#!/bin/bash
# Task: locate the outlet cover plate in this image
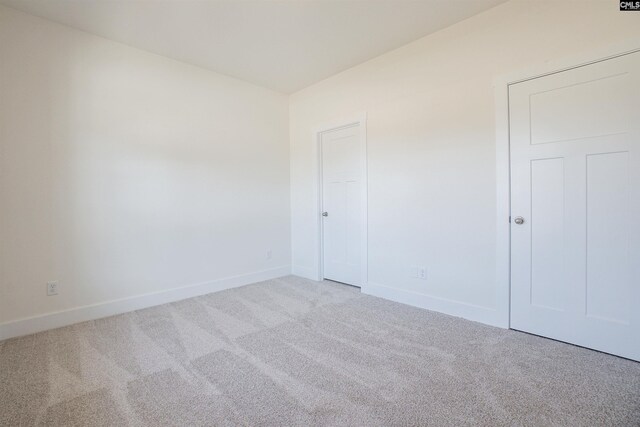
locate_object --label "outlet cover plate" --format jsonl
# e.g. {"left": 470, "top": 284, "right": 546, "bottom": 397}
{"left": 47, "top": 281, "right": 59, "bottom": 296}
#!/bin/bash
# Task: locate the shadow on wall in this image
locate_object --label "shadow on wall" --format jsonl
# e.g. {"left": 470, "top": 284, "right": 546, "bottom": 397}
{"left": 0, "top": 7, "right": 290, "bottom": 325}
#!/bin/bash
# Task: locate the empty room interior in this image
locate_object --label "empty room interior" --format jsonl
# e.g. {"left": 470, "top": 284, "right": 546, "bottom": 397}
{"left": 1, "top": 0, "right": 639, "bottom": 425}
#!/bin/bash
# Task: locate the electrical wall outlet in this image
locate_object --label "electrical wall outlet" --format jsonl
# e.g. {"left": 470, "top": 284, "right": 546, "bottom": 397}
{"left": 410, "top": 266, "right": 419, "bottom": 278}
{"left": 410, "top": 266, "right": 428, "bottom": 280}
{"left": 47, "top": 281, "right": 59, "bottom": 296}
{"left": 266, "top": 250, "right": 273, "bottom": 260}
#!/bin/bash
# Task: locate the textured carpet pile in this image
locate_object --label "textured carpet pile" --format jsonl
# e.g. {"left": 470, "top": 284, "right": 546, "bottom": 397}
{"left": 1, "top": 276, "right": 639, "bottom": 426}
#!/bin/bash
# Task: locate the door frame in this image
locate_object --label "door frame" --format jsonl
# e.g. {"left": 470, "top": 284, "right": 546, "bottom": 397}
{"left": 494, "top": 40, "right": 640, "bottom": 329}
{"left": 314, "top": 113, "right": 368, "bottom": 287}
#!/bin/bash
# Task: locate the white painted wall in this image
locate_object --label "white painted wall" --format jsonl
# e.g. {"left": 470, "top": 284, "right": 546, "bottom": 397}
{"left": 289, "top": 0, "right": 640, "bottom": 326}
{"left": 3, "top": 0, "right": 639, "bottom": 336}
{"left": 0, "top": 6, "right": 290, "bottom": 328}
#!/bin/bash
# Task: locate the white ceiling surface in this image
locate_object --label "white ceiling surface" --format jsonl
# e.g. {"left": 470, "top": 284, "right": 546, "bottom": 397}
{"left": 1, "top": 0, "right": 507, "bottom": 93}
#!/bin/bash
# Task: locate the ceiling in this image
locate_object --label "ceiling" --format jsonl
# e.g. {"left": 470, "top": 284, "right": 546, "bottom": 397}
{"left": 1, "top": 0, "right": 507, "bottom": 93}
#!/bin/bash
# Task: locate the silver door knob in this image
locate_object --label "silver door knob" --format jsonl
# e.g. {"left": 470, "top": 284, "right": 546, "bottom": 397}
{"left": 322, "top": 212, "right": 328, "bottom": 217}
{"left": 514, "top": 216, "right": 524, "bottom": 225}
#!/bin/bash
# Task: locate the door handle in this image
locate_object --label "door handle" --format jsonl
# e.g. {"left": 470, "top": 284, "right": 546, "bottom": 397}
{"left": 514, "top": 216, "right": 525, "bottom": 225}
{"left": 322, "top": 212, "right": 328, "bottom": 217}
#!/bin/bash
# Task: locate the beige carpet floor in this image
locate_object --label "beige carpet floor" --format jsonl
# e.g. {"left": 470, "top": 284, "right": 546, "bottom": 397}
{"left": 1, "top": 276, "right": 639, "bottom": 426}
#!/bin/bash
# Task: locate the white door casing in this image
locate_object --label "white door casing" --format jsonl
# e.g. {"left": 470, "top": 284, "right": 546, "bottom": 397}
{"left": 320, "top": 124, "right": 363, "bottom": 286}
{"left": 509, "top": 51, "right": 640, "bottom": 361}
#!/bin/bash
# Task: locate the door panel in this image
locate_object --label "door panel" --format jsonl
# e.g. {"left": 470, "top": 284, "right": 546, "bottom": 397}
{"left": 585, "top": 151, "right": 630, "bottom": 324}
{"left": 529, "top": 72, "right": 629, "bottom": 144}
{"left": 321, "top": 125, "right": 361, "bottom": 286}
{"left": 509, "top": 51, "right": 640, "bottom": 361}
{"left": 530, "top": 157, "right": 565, "bottom": 311}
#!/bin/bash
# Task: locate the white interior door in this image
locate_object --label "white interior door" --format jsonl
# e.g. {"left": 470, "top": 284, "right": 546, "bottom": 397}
{"left": 509, "top": 51, "right": 640, "bottom": 361}
{"left": 321, "top": 124, "right": 362, "bottom": 287}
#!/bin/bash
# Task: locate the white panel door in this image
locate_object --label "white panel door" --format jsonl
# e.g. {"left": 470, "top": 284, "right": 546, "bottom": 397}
{"left": 321, "top": 124, "right": 361, "bottom": 287}
{"left": 509, "top": 51, "right": 640, "bottom": 361}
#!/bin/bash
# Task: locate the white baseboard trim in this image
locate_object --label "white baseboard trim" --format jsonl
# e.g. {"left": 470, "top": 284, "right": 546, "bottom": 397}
{"left": 363, "top": 281, "right": 508, "bottom": 328}
{"left": 0, "top": 265, "right": 291, "bottom": 341}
